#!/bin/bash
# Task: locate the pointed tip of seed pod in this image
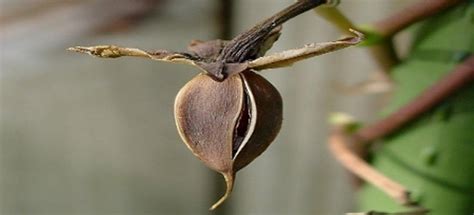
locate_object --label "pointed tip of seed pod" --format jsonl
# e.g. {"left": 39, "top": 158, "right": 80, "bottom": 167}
{"left": 209, "top": 172, "right": 235, "bottom": 211}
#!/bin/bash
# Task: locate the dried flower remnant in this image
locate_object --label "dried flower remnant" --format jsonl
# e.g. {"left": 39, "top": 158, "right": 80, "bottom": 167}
{"left": 68, "top": 0, "right": 363, "bottom": 210}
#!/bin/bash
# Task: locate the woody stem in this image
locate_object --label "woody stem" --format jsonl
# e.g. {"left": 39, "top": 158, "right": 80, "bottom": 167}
{"left": 219, "top": 0, "right": 327, "bottom": 63}
{"left": 330, "top": 56, "right": 474, "bottom": 205}
{"left": 369, "top": 0, "right": 462, "bottom": 71}
{"left": 373, "top": 0, "right": 463, "bottom": 37}
{"left": 356, "top": 56, "right": 474, "bottom": 143}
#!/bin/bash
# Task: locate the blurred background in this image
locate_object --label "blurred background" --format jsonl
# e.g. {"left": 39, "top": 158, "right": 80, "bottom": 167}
{"left": 1, "top": 0, "right": 411, "bottom": 214}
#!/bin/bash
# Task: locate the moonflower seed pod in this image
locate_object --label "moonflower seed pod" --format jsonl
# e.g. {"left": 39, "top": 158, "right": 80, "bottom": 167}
{"left": 67, "top": 1, "right": 363, "bottom": 210}
{"left": 174, "top": 70, "right": 283, "bottom": 210}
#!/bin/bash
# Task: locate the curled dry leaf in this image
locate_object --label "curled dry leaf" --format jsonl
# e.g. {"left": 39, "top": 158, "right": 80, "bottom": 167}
{"left": 248, "top": 29, "right": 364, "bottom": 70}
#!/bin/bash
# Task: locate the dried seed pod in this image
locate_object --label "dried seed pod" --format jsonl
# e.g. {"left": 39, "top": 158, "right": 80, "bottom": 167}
{"left": 174, "top": 70, "right": 282, "bottom": 210}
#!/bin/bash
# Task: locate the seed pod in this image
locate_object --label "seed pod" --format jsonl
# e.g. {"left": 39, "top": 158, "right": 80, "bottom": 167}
{"left": 174, "top": 70, "right": 283, "bottom": 210}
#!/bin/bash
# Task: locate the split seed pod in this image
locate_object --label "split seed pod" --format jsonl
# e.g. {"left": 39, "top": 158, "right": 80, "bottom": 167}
{"left": 174, "top": 70, "right": 283, "bottom": 210}
{"left": 68, "top": 0, "right": 363, "bottom": 209}
{"left": 68, "top": 29, "right": 362, "bottom": 209}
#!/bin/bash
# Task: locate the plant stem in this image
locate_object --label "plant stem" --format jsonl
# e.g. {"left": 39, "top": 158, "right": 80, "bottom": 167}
{"left": 219, "top": 0, "right": 326, "bottom": 63}
{"left": 374, "top": 0, "right": 463, "bottom": 38}
{"left": 313, "top": 6, "right": 355, "bottom": 35}
{"left": 329, "top": 130, "right": 412, "bottom": 205}
{"left": 367, "top": 0, "right": 461, "bottom": 71}
{"left": 330, "top": 56, "right": 474, "bottom": 205}
{"left": 368, "top": 43, "right": 399, "bottom": 72}
{"left": 312, "top": 6, "right": 399, "bottom": 71}
{"left": 356, "top": 56, "right": 474, "bottom": 143}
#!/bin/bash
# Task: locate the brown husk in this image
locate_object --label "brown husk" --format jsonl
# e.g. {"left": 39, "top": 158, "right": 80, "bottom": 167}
{"left": 174, "top": 71, "right": 282, "bottom": 210}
